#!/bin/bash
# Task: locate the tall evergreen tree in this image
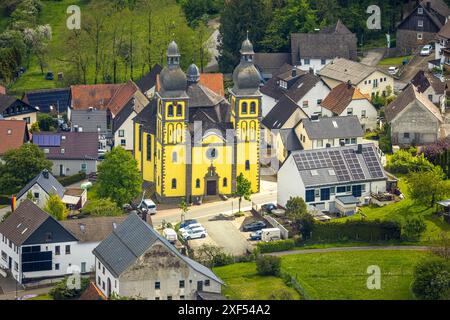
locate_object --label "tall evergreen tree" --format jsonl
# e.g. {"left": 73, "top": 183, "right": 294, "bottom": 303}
{"left": 218, "top": 0, "right": 271, "bottom": 73}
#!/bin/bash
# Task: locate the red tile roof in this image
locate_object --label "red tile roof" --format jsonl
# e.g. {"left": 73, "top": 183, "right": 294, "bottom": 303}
{"left": 321, "top": 82, "right": 371, "bottom": 115}
{"left": 155, "top": 73, "right": 225, "bottom": 97}
{"left": 70, "top": 84, "right": 123, "bottom": 111}
{"left": 106, "top": 80, "right": 139, "bottom": 117}
{"left": 199, "top": 73, "right": 225, "bottom": 96}
{"left": 0, "top": 120, "right": 29, "bottom": 155}
{"left": 79, "top": 282, "right": 107, "bottom": 300}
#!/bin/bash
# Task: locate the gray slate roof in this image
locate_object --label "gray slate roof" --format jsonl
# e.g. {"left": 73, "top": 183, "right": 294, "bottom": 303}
{"left": 262, "top": 95, "right": 304, "bottom": 129}
{"left": 93, "top": 213, "right": 224, "bottom": 284}
{"left": 70, "top": 109, "right": 108, "bottom": 134}
{"left": 254, "top": 53, "right": 291, "bottom": 78}
{"left": 16, "top": 170, "right": 66, "bottom": 199}
{"left": 279, "top": 128, "right": 302, "bottom": 152}
{"left": 291, "top": 20, "right": 357, "bottom": 63}
{"left": 302, "top": 116, "right": 364, "bottom": 140}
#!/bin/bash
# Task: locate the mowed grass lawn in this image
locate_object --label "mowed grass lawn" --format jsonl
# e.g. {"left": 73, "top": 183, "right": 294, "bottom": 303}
{"left": 337, "top": 177, "right": 450, "bottom": 243}
{"left": 378, "top": 56, "right": 412, "bottom": 66}
{"left": 213, "top": 263, "right": 301, "bottom": 300}
{"left": 282, "top": 250, "right": 429, "bottom": 300}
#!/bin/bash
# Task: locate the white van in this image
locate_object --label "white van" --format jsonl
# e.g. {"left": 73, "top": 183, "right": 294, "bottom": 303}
{"left": 163, "top": 228, "right": 178, "bottom": 243}
{"left": 261, "top": 228, "right": 281, "bottom": 242}
{"left": 139, "top": 199, "right": 157, "bottom": 215}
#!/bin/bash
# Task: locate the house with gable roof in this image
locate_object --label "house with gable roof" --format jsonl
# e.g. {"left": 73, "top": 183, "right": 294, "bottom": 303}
{"left": 93, "top": 213, "right": 224, "bottom": 300}
{"left": 386, "top": 84, "right": 444, "bottom": 146}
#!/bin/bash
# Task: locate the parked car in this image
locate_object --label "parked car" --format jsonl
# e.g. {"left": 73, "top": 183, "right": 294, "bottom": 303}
{"left": 261, "top": 203, "right": 277, "bottom": 214}
{"left": 420, "top": 45, "right": 433, "bottom": 56}
{"left": 388, "top": 66, "right": 399, "bottom": 75}
{"left": 179, "top": 222, "right": 203, "bottom": 233}
{"left": 138, "top": 199, "right": 157, "bottom": 215}
{"left": 181, "top": 227, "right": 207, "bottom": 240}
{"left": 179, "top": 219, "right": 198, "bottom": 230}
{"left": 261, "top": 228, "right": 281, "bottom": 242}
{"left": 45, "top": 71, "right": 54, "bottom": 80}
{"left": 242, "top": 221, "right": 266, "bottom": 232}
{"left": 163, "top": 228, "right": 178, "bottom": 244}
{"left": 249, "top": 230, "right": 262, "bottom": 241}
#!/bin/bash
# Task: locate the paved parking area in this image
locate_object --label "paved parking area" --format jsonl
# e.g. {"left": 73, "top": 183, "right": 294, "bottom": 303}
{"left": 186, "top": 213, "right": 265, "bottom": 256}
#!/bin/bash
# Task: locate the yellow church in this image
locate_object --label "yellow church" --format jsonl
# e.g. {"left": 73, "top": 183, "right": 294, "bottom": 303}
{"left": 134, "top": 38, "right": 261, "bottom": 203}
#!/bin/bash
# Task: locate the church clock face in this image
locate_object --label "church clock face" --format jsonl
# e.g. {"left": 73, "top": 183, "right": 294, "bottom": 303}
{"left": 206, "top": 147, "right": 218, "bottom": 160}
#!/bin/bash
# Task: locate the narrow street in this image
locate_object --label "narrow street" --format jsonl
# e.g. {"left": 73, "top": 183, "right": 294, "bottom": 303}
{"left": 204, "top": 17, "right": 220, "bottom": 73}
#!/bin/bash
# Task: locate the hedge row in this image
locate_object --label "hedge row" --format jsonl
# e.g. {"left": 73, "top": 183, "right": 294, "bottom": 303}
{"left": 0, "top": 195, "right": 10, "bottom": 206}
{"left": 257, "top": 239, "right": 295, "bottom": 253}
{"left": 57, "top": 172, "right": 87, "bottom": 187}
{"left": 311, "top": 220, "right": 401, "bottom": 242}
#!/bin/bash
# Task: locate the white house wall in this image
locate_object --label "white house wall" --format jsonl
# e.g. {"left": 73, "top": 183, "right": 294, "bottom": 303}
{"left": 343, "top": 100, "right": 378, "bottom": 131}
{"left": 277, "top": 155, "right": 305, "bottom": 207}
{"left": 297, "top": 81, "right": 331, "bottom": 117}
{"left": 262, "top": 94, "right": 277, "bottom": 117}
{"left": 114, "top": 111, "right": 136, "bottom": 151}
{"left": 17, "top": 183, "right": 49, "bottom": 208}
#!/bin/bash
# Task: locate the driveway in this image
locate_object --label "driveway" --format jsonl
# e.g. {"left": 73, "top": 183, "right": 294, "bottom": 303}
{"left": 0, "top": 274, "right": 23, "bottom": 297}
{"left": 398, "top": 54, "right": 434, "bottom": 82}
{"left": 0, "top": 206, "right": 10, "bottom": 221}
{"left": 199, "top": 214, "right": 254, "bottom": 256}
{"left": 360, "top": 48, "right": 385, "bottom": 67}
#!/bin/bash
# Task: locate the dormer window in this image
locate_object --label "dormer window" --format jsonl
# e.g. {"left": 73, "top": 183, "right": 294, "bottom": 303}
{"left": 279, "top": 81, "right": 287, "bottom": 89}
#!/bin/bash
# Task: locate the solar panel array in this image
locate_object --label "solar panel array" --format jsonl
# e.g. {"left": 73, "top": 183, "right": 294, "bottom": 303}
{"left": 292, "top": 145, "right": 386, "bottom": 183}
{"left": 293, "top": 151, "right": 332, "bottom": 170}
{"left": 362, "top": 146, "right": 384, "bottom": 179}
{"left": 27, "top": 89, "right": 70, "bottom": 112}
{"left": 33, "top": 135, "right": 61, "bottom": 147}
{"left": 328, "top": 150, "right": 351, "bottom": 181}
{"left": 342, "top": 149, "right": 365, "bottom": 180}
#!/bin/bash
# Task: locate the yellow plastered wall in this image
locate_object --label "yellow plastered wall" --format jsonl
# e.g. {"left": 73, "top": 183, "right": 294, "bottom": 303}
{"left": 156, "top": 142, "right": 162, "bottom": 196}
{"left": 142, "top": 132, "right": 155, "bottom": 182}
{"left": 163, "top": 144, "right": 187, "bottom": 197}
{"left": 191, "top": 134, "right": 233, "bottom": 196}
{"left": 164, "top": 100, "right": 186, "bottom": 121}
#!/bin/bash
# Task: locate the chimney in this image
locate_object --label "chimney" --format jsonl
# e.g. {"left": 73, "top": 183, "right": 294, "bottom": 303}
{"left": 309, "top": 67, "right": 314, "bottom": 75}
{"left": 347, "top": 80, "right": 352, "bottom": 89}
{"left": 426, "top": 1, "right": 431, "bottom": 10}
{"left": 291, "top": 68, "right": 297, "bottom": 77}
{"left": 42, "top": 169, "right": 49, "bottom": 179}
{"left": 311, "top": 114, "right": 320, "bottom": 122}
{"left": 357, "top": 144, "right": 363, "bottom": 154}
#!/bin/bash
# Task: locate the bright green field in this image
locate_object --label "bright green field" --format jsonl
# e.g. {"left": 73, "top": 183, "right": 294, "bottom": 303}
{"left": 29, "top": 294, "right": 53, "bottom": 300}
{"left": 215, "top": 250, "right": 429, "bottom": 300}
{"left": 378, "top": 56, "right": 412, "bottom": 66}
{"left": 213, "top": 263, "right": 301, "bottom": 300}
{"left": 337, "top": 177, "right": 450, "bottom": 243}
{"left": 281, "top": 250, "right": 428, "bottom": 300}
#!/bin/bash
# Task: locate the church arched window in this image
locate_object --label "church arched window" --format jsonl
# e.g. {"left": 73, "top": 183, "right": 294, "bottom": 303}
{"left": 196, "top": 179, "right": 200, "bottom": 188}
{"left": 168, "top": 104, "right": 174, "bottom": 117}
{"left": 250, "top": 102, "right": 256, "bottom": 114}
{"left": 223, "top": 178, "right": 228, "bottom": 187}
{"left": 245, "top": 160, "right": 250, "bottom": 171}
{"left": 172, "top": 151, "right": 177, "bottom": 163}
{"left": 241, "top": 102, "right": 248, "bottom": 114}
{"left": 176, "top": 103, "right": 182, "bottom": 117}
{"left": 172, "top": 178, "right": 177, "bottom": 189}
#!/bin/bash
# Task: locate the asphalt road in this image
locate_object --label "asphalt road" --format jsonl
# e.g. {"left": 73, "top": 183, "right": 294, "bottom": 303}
{"left": 152, "top": 191, "right": 277, "bottom": 227}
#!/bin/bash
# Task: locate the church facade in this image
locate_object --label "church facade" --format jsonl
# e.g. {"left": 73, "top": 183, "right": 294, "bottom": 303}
{"left": 133, "top": 39, "right": 261, "bottom": 203}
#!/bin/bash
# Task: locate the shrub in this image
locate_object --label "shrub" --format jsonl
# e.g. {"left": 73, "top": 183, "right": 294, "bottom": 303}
{"left": 386, "top": 150, "right": 434, "bottom": 174}
{"left": 268, "top": 289, "right": 295, "bottom": 300}
{"left": 57, "top": 172, "right": 86, "bottom": 187}
{"left": 257, "top": 239, "right": 295, "bottom": 253}
{"left": 81, "top": 198, "right": 123, "bottom": 217}
{"left": 311, "top": 220, "right": 401, "bottom": 242}
{"left": 1, "top": 211, "right": 11, "bottom": 223}
{"left": 194, "top": 244, "right": 234, "bottom": 268}
{"left": 43, "top": 194, "right": 69, "bottom": 220}
{"left": 412, "top": 258, "right": 450, "bottom": 300}
{"left": 49, "top": 277, "right": 89, "bottom": 300}
{"left": 402, "top": 216, "right": 427, "bottom": 240}
{"left": 256, "top": 255, "right": 281, "bottom": 276}
{"left": 0, "top": 195, "right": 10, "bottom": 205}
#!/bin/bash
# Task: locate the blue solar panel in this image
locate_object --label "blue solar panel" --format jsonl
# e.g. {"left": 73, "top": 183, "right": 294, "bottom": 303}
{"left": 33, "top": 134, "right": 61, "bottom": 147}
